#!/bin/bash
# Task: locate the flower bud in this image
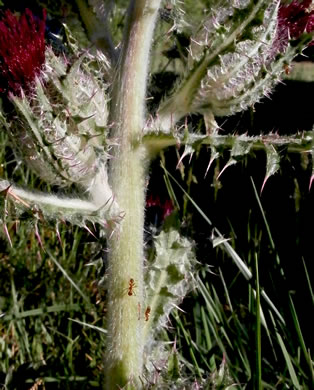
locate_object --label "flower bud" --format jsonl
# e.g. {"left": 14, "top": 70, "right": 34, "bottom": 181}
{"left": 0, "top": 9, "right": 109, "bottom": 189}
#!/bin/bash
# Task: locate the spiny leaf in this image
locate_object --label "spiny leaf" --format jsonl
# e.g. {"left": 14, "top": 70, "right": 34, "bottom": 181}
{"left": 209, "top": 355, "right": 234, "bottom": 389}
{"left": 218, "top": 136, "right": 253, "bottom": 178}
{"left": 178, "top": 130, "right": 207, "bottom": 166}
{"left": 261, "top": 144, "right": 280, "bottom": 192}
{"left": 217, "top": 159, "right": 237, "bottom": 180}
{"left": 231, "top": 136, "right": 253, "bottom": 159}
{"left": 63, "top": 17, "right": 90, "bottom": 52}
{"left": 144, "top": 229, "right": 195, "bottom": 337}
{"left": 167, "top": 346, "right": 181, "bottom": 380}
{"left": 204, "top": 146, "right": 219, "bottom": 177}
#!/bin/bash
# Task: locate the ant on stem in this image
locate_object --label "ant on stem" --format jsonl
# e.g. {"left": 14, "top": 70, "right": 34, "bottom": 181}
{"left": 127, "top": 278, "right": 136, "bottom": 296}
{"left": 144, "top": 306, "right": 151, "bottom": 321}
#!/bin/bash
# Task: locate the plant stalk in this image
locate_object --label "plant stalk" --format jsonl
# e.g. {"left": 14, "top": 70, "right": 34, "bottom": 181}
{"left": 105, "top": 1, "right": 161, "bottom": 388}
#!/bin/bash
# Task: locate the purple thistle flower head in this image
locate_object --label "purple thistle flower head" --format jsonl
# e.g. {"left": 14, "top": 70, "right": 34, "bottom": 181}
{"left": 278, "top": 0, "right": 314, "bottom": 47}
{"left": 0, "top": 8, "right": 46, "bottom": 95}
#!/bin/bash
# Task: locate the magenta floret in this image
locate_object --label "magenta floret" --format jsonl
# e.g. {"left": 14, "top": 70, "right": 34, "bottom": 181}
{"left": 0, "top": 9, "right": 46, "bottom": 95}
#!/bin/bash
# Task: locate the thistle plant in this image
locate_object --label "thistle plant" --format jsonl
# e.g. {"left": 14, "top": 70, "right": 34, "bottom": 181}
{"left": 0, "top": 1, "right": 313, "bottom": 389}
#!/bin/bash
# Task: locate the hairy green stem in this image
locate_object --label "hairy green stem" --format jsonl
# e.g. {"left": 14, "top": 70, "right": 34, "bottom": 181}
{"left": 105, "top": 1, "right": 161, "bottom": 388}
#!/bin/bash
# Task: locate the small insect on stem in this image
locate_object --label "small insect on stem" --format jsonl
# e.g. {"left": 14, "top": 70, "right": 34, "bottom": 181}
{"left": 283, "top": 63, "right": 291, "bottom": 75}
{"left": 138, "top": 302, "right": 141, "bottom": 320}
{"left": 128, "top": 278, "right": 136, "bottom": 296}
{"left": 144, "top": 306, "right": 151, "bottom": 322}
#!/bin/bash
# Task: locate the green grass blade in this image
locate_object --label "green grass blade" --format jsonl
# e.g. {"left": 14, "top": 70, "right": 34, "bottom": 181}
{"left": 200, "top": 306, "right": 217, "bottom": 370}
{"left": 255, "top": 253, "right": 262, "bottom": 390}
{"left": 161, "top": 161, "right": 213, "bottom": 225}
{"left": 46, "top": 249, "right": 90, "bottom": 304}
{"left": 161, "top": 164, "right": 285, "bottom": 324}
{"left": 172, "top": 310, "right": 202, "bottom": 377}
{"left": 219, "top": 268, "right": 233, "bottom": 312}
{"left": 260, "top": 290, "right": 285, "bottom": 325}
{"left": 289, "top": 294, "right": 314, "bottom": 384}
{"left": 161, "top": 163, "right": 253, "bottom": 279}
{"left": 251, "top": 177, "right": 283, "bottom": 273}
{"left": 68, "top": 318, "right": 107, "bottom": 334}
{"left": 302, "top": 257, "right": 314, "bottom": 306}
{"left": 3, "top": 304, "right": 81, "bottom": 321}
{"left": 213, "top": 230, "right": 252, "bottom": 280}
{"left": 196, "top": 276, "right": 221, "bottom": 323}
{"left": 276, "top": 331, "right": 301, "bottom": 389}
{"left": 251, "top": 177, "right": 275, "bottom": 250}
{"left": 10, "top": 276, "right": 31, "bottom": 361}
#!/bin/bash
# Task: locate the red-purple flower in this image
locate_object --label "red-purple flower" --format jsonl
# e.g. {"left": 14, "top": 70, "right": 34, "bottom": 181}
{"left": 146, "top": 194, "right": 174, "bottom": 221}
{"left": 0, "top": 9, "right": 46, "bottom": 95}
{"left": 278, "top": 0, "right": 314, "bottom": 48}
